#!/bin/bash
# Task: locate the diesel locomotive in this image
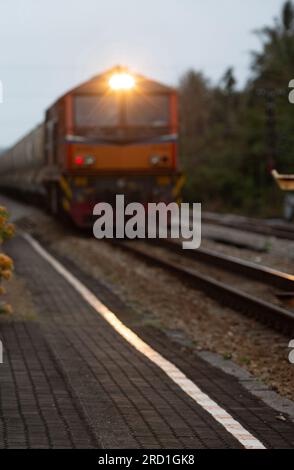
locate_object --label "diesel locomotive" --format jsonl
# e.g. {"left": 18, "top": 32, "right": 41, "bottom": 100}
{"left": 0, "top": 67, "right": 182, "bottom": 226}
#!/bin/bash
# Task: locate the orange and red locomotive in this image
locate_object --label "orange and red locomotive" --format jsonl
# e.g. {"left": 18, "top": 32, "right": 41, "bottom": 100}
{"left": 0, "top": 67, "right": 181, "bottom": 226}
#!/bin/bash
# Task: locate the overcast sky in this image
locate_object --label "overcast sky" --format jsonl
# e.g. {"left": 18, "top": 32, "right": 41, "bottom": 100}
{"left": 0, "top": 0, "right": 286, "bottom": 147}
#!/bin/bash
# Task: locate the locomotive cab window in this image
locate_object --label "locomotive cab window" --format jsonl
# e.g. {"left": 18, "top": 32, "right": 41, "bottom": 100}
{"left": 74, "top": 95, "right": 119, "bottom": 127}
{"left": 125, "top": 94, "right": 169, "bottom": 127}
{"left": 74, "top": 93, "right": 170, "bottom": 129}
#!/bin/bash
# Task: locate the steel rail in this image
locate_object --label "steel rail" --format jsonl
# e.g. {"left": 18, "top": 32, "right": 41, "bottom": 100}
{"left": 153, "top": 238, "right": 294, "bottom": 291}
{"left": 202, "top": 214, "right": 294, "bottom": 241}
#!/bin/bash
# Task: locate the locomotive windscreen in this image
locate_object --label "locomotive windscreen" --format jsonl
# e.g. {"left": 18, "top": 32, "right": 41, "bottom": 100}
{"left": 74, "top": 94, "right": 169, "bottom": 128}
{"left": 125, "top": 95, "right": 169, "bottom": 127}
{"left": 74, "top": 95, "right": 119, "bottom": 127}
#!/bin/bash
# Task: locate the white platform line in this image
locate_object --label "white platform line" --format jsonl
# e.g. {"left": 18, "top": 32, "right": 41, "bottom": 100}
{"left": 23, "top": 233, "right": 266, "bottom": 449}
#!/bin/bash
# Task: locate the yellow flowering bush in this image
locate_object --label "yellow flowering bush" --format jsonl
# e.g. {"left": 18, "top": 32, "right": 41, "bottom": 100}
{"left": 0, "top": 206, "right": 15, "bottom": 314}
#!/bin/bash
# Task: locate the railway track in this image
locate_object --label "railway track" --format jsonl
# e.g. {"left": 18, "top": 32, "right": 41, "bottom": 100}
{"left": 202, "top": 212, "right": 294, "bottom": 241}
{"left": 155, "top": 238, "right": 294, "bottom": 291}
{"left": 114, "top": 239, "right": 294, "bottom": 336}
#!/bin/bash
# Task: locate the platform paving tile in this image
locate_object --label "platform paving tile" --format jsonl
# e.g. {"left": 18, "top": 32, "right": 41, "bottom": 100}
{"left": 0, "top": 318, "right": 97, "bottom": 448}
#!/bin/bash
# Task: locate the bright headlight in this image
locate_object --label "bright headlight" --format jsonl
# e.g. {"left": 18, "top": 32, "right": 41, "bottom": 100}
{"left": 109, "top": 73, "right": 135, "bottom": 90}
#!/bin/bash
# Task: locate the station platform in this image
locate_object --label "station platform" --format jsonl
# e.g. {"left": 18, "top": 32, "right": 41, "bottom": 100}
{"left": 0, "top": 234, "right": 294, "bottom": 449}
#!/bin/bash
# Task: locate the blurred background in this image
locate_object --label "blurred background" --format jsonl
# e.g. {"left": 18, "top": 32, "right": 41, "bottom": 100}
{"left": 0, "top": 0, "right": 293, "bottom": 216}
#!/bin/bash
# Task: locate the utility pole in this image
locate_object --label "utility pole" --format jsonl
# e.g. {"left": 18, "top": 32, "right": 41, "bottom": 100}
{"left": 256, "top": 88, "right": 285, "bottom": 173}
{"left": 265, "top": 92, "right": 277, "bottom": 172}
